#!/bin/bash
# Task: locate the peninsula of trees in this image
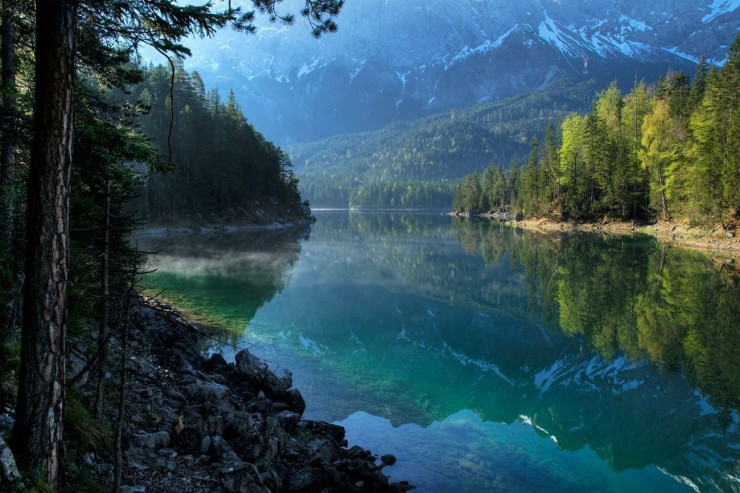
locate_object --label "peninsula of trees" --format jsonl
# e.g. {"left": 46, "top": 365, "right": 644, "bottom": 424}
{"left": 453, "top": 36, "right": 740, "bottom": 228}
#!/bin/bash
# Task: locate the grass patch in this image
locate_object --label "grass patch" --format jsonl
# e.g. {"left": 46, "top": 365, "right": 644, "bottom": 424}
{"left": 64, "top": 387, "right": 110, "bottom": 455}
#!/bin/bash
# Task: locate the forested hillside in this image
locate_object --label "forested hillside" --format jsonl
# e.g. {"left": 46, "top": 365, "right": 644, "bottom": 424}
{"left": 289, "top": 77, "right": 597, "bottom": 208}
{"left": 453, "top": 37, "right": 740, "bottom": 228}
{"left": 0, "top": 2, "right": 335, "bottom": 489}
{"left": 128, "top": 63, "right": 308, "bottom": 224}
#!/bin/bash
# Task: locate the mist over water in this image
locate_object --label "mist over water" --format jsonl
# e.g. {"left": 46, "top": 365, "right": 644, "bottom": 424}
{"left": 141, "top": 211, "right": 740, "bottom": 492}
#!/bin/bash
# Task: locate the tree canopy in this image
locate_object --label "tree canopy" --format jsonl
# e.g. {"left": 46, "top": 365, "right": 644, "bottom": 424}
{"left": 453, "top": 36, "right": 740, "bottom": 229}
{"left": 0, "top": 0, "right": 342, "bottom": 487}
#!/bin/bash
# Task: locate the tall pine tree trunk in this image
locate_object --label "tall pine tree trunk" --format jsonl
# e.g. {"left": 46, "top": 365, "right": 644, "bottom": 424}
{"left": 10, "top": 0, "right": 76, "bottom": 485}
{"left": 1, "top": 0, "right": 16, "bottom": 242}
{"left": 0, "top": 0, "right": 17, "bottom": 356}
{"left": 94, "top": 178, "right": 110, "bottom": 418}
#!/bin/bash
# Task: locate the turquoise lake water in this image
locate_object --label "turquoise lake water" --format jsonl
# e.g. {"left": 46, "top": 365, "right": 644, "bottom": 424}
{"left": 140, "top": 211, "right": 740, "bottom": 492}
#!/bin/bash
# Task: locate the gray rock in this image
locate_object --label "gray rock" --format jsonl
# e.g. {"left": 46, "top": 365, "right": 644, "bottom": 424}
{"left": 247, "top": 394, "right": 272, "bottom": 414}
{"left": 0, "top": 414, "right": 13, "bottom": 436}
{"left": 284, "top": 389, "right": 306, "bottom": 416}
{"left": 308, "top": 437, "right": 342, "bottom": 464}
{"left": 219, "top": 461, "right": 269, "bottom": 493}
{"left": 120, "top": 486, "right": 147, "bottom": 493}
{"left": 211, "top": 435, "right": 241, "bottom": 462}
{"left": 234, "top": 350, "right": 263, "bottom": 382}
{"left": 260, "top": 469, "right": 283, "bottom": 492}
{"left": 275, "top": 410, "right": 301, "bottom": 432}
{"left": 184, "top": 378, "right": 230, "bottom": 402}
{"left": 288, "top": 465, "right": 328, "bottom": 492}
{"left": 129, "top": 358, "right": 158, "bottom": 380}
{"left": 263, "top": 436, "right": 280, "bottom": 463}
{"left": 169, "top": 350, "right": 194, "bottom": 373}
{"left": 125, "top": 447, "right": 155, "bottom": 470}
{"left": 205, "top": 413, "right": 226, "bottom": 436}
{"left": 198, "top": 435, "right": 212, "bottom": 455}
{"left": 158, "top": 448, "right": 177, "bottom": 458}
{"left": 234, "top": 349, "right": 292, "bottom": 397}
{"left": 381, "top": 453, "right": 397, "bottom": 466}
{"left": 67, "top": 346, "right": 89, "bottom": 388}
{"left": 265, "top": 361, "right": 293, "bottom": 393}
{"left": 223, "top": 412, "right": 255, "bottom": 448}
{"left": 0, "top": 436, "right": 20, "bottom": 484}
{"left": 164, "top": 386, "right": 186, "bottom": 402}
{"left": 132, "top": 430, "right": 170, "bottom": 450}
{"left": 174, "top": 407, "right": 208, "bottom": 450}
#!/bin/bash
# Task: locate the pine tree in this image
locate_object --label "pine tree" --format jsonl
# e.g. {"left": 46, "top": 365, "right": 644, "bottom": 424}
{"left": 11, "top": 0, "right": 344, "bottom": 484}
{"left": 559, "top": 114, "right": 587, "bottom": 217}
{"left": 641, "top": 99, "right": 675, "bottom": 219}
{"left": 522, "top": 136, "right": 541, "bottom": 215}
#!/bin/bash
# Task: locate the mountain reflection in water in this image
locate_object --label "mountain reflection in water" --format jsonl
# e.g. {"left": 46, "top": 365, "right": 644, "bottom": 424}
{"left": 141, "top": 212, "right": 740, "bottom": 492}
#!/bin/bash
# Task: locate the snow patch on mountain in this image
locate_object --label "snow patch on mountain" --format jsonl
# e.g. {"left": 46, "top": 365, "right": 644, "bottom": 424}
{"left": 442, "top": 342, "right": 515, "bottom": 385}
{"left": 172, "top": 0, "right": 740, "bottom": 144}
{"left": 538, "top": 11, "right": 578, "bottom": 57}
{"left": 348, "top": 59, "right": 367, "bottom": 83}
{"left": 296, "top": 57, "right": 330, "bottom": 79}
{"left": 702, "top": 0, "right": 740, "bottom": 22}
{"left": 619, "top": 15, "right": 650, "bottom": 32}
{"left": 665, "top": 47, "right": 700, "bottom": 63}
{"left": 445, "top": 25, "right": 519, "bottom": 70}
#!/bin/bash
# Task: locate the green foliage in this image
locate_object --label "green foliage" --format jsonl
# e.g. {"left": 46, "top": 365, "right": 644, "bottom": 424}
{"left": 640, "top": 99, "right": 675, "bottom": 218}
{"left": 64, "top": 388, "right": 110, "bottom": 454}
{"left": 452, "top": 173, "right": 482, "bottom": 212}
{"left": 454, "top": 36, "right": 740, "bottom": 227}
{"left": 127, "top": 63, "right": 306, "bottom": 222}
{"left": 454, "top": 220, "right": 740, "bottom": 414}
{"left": 291, "top": 77, "right": 596, "bottom": 208}
{"left": 558, "top": 113, "right": 589, "bottom": 217}
{"left": 350, "top": 181, "right": 455, "bottom": 209}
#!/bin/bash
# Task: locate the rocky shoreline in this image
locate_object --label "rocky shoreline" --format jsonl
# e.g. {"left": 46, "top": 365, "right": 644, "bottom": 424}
{"left": 139, "top": 202, "right": 317, "bottom": 238}
{"left": 138, "top": 216, "right": 318, "bottom": 239}
{"left": 1, "top": 296, "right": 413, "bottom": 492}
{"left": 450, "top": 211, "right": 740, "bottom": 259}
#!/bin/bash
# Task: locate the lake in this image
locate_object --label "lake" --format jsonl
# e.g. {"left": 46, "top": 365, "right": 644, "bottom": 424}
{"left": 139, "top": 211, "right": 740, "bottom": 493}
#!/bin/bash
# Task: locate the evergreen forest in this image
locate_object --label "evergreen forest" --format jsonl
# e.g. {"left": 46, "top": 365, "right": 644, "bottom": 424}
{"left": 0, "top": 1, "right": 340, "bottom": 489}
{"left": 129, "top": 63, "right": 307, "bottom": 224}
{"left": 289, "top": 77, "right": 597, "bottom": 208}
{"left": 453, "top": 36, "right": 740, "bottom": 227}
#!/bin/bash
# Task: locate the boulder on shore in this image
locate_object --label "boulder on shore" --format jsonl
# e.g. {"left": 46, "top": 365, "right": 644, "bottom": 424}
{"left": 0, "top": 436, "right": 20, "bottom": 485}
{"left": 64, "top": 296, "right": 415, "bottom": 492}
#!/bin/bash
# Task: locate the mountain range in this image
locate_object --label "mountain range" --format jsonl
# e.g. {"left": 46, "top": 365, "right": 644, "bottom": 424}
{"left": 181, "top": 0, "right": 740, "bottom": 144}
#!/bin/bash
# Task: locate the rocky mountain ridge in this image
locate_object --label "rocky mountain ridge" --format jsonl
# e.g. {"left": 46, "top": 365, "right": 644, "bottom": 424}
{"left": 180, "top": 0, "right": 740, "bottom": 143}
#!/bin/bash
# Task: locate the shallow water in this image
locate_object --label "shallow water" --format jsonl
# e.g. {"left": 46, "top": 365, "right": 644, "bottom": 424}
{"left": 140, "top": 211, "right": 740, "bottom": 492}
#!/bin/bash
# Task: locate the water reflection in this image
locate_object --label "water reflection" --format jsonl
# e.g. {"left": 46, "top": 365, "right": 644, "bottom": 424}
{"left": 141, "top": 213, "right": 740, "bottom": 492}
{"left": 453, "top": 220, "right": 740, "bottom": 419}
{"left": 137, "top": 225, "right": 309, "bottom": 337}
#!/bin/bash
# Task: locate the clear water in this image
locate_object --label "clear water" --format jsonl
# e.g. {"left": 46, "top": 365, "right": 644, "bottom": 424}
{"left": 140, "top": 211, "right": 740, "bottom": 492}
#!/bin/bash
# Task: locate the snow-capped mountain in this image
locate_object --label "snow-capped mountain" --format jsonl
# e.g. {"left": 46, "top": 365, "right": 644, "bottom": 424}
{"left": 181, "top": 0, "right": 740, "bottom": 143}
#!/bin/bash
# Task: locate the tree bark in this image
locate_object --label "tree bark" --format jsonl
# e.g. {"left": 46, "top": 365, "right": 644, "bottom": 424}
{"left": 10, "top": 0, "right": 77, "bottom": 485}
{"left": 94, "top": 178, "right": 110, "bottom": 418}
{"left": 1, "top": 0, "right": 17, "bottom": 242}
{"left": 113, "top": 252, "right": 136, "bottom": 493}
